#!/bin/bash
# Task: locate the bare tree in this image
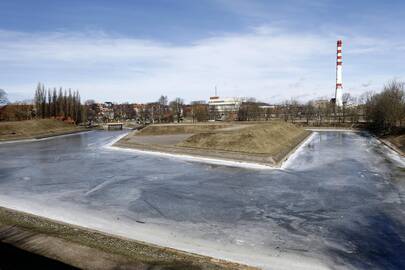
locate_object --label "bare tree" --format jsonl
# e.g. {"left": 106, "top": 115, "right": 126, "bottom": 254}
{"left": 303, "top": 101, "right": 315, "bottom": 125}
{"left": 358, "top": 91, "right": 374, "bottom": 122}
{"left": 157, "top": 95, "right": 168, "bottom": 123}
{"left": 170, "top": 98, "right": 184, "bottom": 123}
{"left": 342, "top": 93, "right": 353, "bottom": 123}
{"left": 34, "top": 83, "right": 83, "bottom": 123}
{"left": 191, "top": 101, "right": 209, "bottom": 122}
{"left": 83, "top": 99, "right": 100, "bottom": 124}
{"left": 366, "top": 80, "right": 405, "bottom": 133}
{"left": 288, "top": 99, "right": 300, "bottom": 123}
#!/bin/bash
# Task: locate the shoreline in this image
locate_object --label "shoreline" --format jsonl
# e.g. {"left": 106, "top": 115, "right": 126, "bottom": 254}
{"left": 0, "top": 197, "right": 331, "bottom": 270}
{"left": 108, "top": 143, "right": 278, "bottom": 170}
{"left": 305, "top": 127, "right": 404, "bottom": 158}
{"left": 110, "top": 130, "right": 314, "bottom": 170}
{"left": 0, "top": 129, "right": 92, "bottom": 145}
{"left": 378, "top": 137, "right": 404, "bottom": 157}
{"left": 280, "top": 131, "right": 317, "bottom": 169}
{"left": 0, "top": 205, "right": 256, "bottom": 270}
{"left": 305, "top": 127, "right": 362, "bottom": 132}
{"left": 110, "top": 128, "right": 405, "bottom": 170}
{"left": 106, "top": 133, "right": 276, "bottom": 170}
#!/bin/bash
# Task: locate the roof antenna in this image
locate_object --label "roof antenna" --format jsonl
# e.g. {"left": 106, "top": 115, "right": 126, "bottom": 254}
{"left": 215, "top": 85, "right": 218, "bottom": 97}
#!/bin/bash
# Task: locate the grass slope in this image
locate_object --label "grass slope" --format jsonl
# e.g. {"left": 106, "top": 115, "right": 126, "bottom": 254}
{"left": 385, "top": 134, "right": 405, "bottom": 155}
{"left": 136, "top": 123, "right": 231, "bottom": 136}
{"left": 0, "top": 119, "right": 82, "bottom": 141}
{"left": 178, "top": 122, "right": 311, "bottom": 157}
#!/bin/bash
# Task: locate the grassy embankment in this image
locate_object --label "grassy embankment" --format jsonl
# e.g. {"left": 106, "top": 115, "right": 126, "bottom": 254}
{"left": 117, "top": 121, "right": 311, "bottom": 166}
{"left": 381, "top": 132, "right": 405, "bottom": 156}
{"left": 178, "top": 122, "right": 311, "bottom": 162}
{"left": 0, "top": 207, "right": 255, "bottom": 270}
{"left": 0, "top": 119, "right": 85, "bottom": 141}
{"left": 136, "top": 123, "right": 232, "bottom": 135}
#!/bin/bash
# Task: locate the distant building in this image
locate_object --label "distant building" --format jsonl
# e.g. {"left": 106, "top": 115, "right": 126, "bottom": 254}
{"left": 313, "top": 99, "right": 331, "bottom": 109}
{"left": 132, "top": 103, "right": 172, "bottom": 124}
{"left": 104, "top": 101, "right": 113, "bottom": 108}
{"left": 208, "top": 96, "right": 243, "bottom": 121}
{"left": 257, "top": 103, "right": 276, "bottom": 110}
{"left": 96, "top": 102, "right": 114, "bottom": 122}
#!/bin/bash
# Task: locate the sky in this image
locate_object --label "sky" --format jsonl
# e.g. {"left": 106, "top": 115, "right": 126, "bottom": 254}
{"left": 1, "top": 0, "right": 405, "bottom": 103}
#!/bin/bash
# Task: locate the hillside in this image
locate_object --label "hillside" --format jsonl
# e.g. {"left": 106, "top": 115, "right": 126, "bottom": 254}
{"left": 0, "top": 119, "right": 83, "bottom": 141}
{"left": 177, "top": 122, "right": 311, "bottom": 160}
{"left": 116, "top": 121, "right": 311, "bottom": 166}
{"left": 136, "top": 123, "right": 231, "bottom": 135}
{"left": 384, "top": 133, "right": 405, "bottom": 156}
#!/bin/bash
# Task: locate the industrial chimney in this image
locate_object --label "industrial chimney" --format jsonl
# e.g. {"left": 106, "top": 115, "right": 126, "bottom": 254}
{"left": 335, "top": 40, "right": 343, "bottom": 107}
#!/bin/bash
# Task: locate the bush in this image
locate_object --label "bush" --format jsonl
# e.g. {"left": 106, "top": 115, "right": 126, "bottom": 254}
{"left": 366, "top": 80, "right": 405, "bottom": 134}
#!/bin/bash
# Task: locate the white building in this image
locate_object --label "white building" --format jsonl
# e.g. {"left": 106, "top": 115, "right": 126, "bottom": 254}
{"left": 208, "top": 96, "right": 242, "bottom": 121}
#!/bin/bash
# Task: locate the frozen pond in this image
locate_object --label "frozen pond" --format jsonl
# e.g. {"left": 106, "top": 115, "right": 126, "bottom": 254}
{"left": 0, "top": 131, "right": 404, "bottom": 269}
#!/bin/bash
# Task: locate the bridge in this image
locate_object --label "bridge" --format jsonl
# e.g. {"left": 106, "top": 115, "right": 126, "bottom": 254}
{"left": 104, "top": 122, "right": 123, "bottom": 130}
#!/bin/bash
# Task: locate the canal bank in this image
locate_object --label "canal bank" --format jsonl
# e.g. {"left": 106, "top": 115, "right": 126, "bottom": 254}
{"left": 112, "top": 122, "right": 312, "bottom": 168}
{"left": 0, "top": 119, "right": 89, "bottom": 142}
{"left": 0, "top": 241, "right": 78, "bottom": 270}
{"left": 0, "top": 206, "right": 253, "bottom": 270}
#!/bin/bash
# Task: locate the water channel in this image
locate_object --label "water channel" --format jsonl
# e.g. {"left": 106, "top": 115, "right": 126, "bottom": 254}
{"left": 0, "top": 131, "right": 404, "bottom": 269}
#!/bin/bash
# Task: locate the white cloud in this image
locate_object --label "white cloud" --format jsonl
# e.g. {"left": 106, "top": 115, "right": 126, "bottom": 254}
{"left": 0, "top": 27, "right": 403, "bottom": 103}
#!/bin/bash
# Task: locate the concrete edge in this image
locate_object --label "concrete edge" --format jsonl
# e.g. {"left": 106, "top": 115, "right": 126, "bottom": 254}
{"left": 377, "top": 138, "right": 404, "bottom": 157}
{"left": 0, "top": 129, "right": 92, "bottom": 145}
{"left": 304, "top": 128, "right": 362, "bottom": 132}
{"left": 0, "top": 206, "right": 257, "bottom": 270}
{"left": 109, "top": 144, "right": 277, "bottom": 170}
{"left": 108, "top": 132, "right": 278, "bottom": 170}
{"left": 0, "top": 224, "right": 150, "bottom": 270}
{"left": 277, "top": 131, "right": 314, "bottom": 168}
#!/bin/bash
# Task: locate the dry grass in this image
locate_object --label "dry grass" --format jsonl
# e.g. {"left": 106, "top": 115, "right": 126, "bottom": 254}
{"left": 177, "top": 122, "right": 310, "bottom": 156}
{"left": 0, "top": 119, "right": 81, "bottom": 141}
{"left": 117, "top": 121, "right": 311, "bottom": 164}
{"left": 136, "top": 123, "right": 231, "bottom": 136}
{"left": 386, "top": 134, "right": 405, "bottom": 154}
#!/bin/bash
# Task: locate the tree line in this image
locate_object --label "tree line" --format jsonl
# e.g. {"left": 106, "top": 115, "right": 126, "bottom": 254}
{"left": 2, "top": 81, "right": 405, "bottom": 135}
{"left": 364, "top": 80, "right": 405, "bottom": 134}
{"left": 234, "top": 80, "right": 405, "bottom": 134}
{"left": 34, "top": 83, "right": 83, "bottom": 123}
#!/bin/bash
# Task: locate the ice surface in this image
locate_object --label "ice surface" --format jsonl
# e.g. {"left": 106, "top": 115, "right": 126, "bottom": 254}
{"left": 0, "top": 130, "right": 404, "bottom": 269}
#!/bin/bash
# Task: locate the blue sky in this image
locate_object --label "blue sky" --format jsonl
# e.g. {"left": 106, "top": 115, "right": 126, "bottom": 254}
{"left": 1, "top": 0, "right": 405, "bottom": 103}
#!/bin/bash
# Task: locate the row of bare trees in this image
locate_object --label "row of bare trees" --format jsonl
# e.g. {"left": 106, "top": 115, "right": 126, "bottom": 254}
{"left": 34, "top": 83, "right": 83, "bottom": 123}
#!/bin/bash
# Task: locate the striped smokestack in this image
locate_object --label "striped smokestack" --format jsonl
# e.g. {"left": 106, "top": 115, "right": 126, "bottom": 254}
{"left": 335, "top": 40, "right": 343, "bottom": 107}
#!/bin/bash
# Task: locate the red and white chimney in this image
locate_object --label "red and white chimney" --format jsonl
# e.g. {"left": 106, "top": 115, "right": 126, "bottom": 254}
{"left": 335, "top": 40, "right": 343, "bottom": 107}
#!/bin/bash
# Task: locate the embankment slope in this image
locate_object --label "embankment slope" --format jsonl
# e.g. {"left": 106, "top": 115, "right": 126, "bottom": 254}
{"left": 383, "top": 133, "right": 405, "bottom": 156}
{"left": 115, "top": 122, "right": 311, "bottom": 166}
{"left": 0, "top": 119, "right": 84, "bottom": 141}
{"left": 178, "top": 122, "right": 311, "bottom": 163}
{"left": 0, "top": 206, "right": 256, "bottom": 270}
{"left": 136, "top": 123, "right": 231, "bottom": 135}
